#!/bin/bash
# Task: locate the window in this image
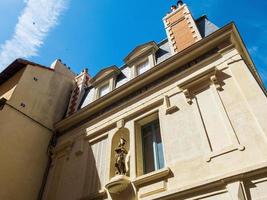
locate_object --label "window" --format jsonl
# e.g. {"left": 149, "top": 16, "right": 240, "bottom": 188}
{"left": 135, "top": 113, "right": 165, "bottom": 176}
{"left": 141, "top": 119, "right": 164, "bottom": 174}
{"left": 98, "top": 83, "right": 109, "bottom": 97}
{"left": 136, "top": 60, "right": 149, "bottom": 76}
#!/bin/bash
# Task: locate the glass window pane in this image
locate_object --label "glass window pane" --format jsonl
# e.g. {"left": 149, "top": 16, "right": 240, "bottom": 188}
{"left": 142, "top": 126, "right": 155, "bottom": 174}
{"left": 154, "top": 120, "right": 164, "bottom": 170}
{"left": 156, "top": 142, "right": 164, "bottom": 169}
{"left": 141, "top": 119, "right": 164, "bottom": 174}
{"left": 99, "top": 84, "right": 109, "bottom": 97}
{"left": 136, "top": 60, "right": 149, "bottom": 75}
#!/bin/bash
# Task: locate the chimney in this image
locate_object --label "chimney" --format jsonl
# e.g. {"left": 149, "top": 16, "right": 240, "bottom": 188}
{"left": 66, "top": 68, "right": 91, "bottom": 116}
{"left": 163, "top": 1, "right": 202, "bottom": 54}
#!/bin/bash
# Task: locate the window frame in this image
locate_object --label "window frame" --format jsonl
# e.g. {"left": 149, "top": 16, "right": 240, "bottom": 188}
{"left": 135, "top": 112, "right": 165, "bottom": 176}
{"left": 135, "top": 59, "right": 150, "bottom": 76}
{"left": 98, "top": 82, "right": 110, "bottom": 98}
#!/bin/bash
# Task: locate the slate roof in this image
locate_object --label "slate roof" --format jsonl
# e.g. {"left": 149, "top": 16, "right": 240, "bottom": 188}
{"left": 79, "top": 16, "right": 219, "bottom": 109}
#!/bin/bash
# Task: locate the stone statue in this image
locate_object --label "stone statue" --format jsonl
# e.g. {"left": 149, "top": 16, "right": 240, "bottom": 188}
{"left": 115, "top": 138, "right": 128, "bottom": 175}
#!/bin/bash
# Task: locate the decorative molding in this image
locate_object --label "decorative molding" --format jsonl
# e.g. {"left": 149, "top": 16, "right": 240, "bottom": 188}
{"left": 176, "top": 65, "right": 245, "bottom": 163}
{"left": 87, "top": 133, "right": 109, "bottom": 145}
{"left": 206, "top": 78, "right": 245, "bottom": 162}
{"left": 105, "top": 175, "right": 131, "bottom": 194}
{"left": 75, "top": 137, "right": 84, "bottom": 156}
{"left": 210, "top": 74, "right": 222, "bottom": 90}
{"left": 76, "top": 48, "right": 219, "bottom": 131}
{"left": 52, "top": 140, "right": 73, "bottom": 154}
{"left": 177, "top": 66, "right": 218, "bottom": 104}
{"left": 124, "top": 41, "right": 159, "bottom": 65}
{"left": 67, "top": 70, "right": 90, "bottom": 116}
{"left": 132, "top": 167, "right": 170, "bottom": 186}
{"left": 205, "top": 145, "right": 245, "bottom": 162}
{"left": 164, "top": 95, "right": 179, "bottom": 114}
{"left": 226, "top": 181, "right": 248, "bottom": 200}
{"left": 143, "top": 162, "right": 267, "bottom": 200}
{"left": 140, "top": 181, "right": 167, "bottom": 198}
{"left": 90, "top": 66, "right": 120, "bottom": 86}
{"left": 52, "top": 140, "right": 73, "bottom": 160}
{"left": 116, "top": 119, "right": 125, "bottom": 129}
{"left": 183, "top": 89, "right": 193, "bottom": 104}
{"left": 56, "top": 44, "right": 221, "bottom": 133}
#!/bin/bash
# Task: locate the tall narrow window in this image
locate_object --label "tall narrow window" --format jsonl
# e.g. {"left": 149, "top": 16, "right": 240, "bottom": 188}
{"left": 141, "top": 119, "right": 164, "bottom": 174}
{"left": 98, "top": 83, "right": 109, "bottom": 97}
{"left": 136, "top": 60, "right": 149, "bottom": 76}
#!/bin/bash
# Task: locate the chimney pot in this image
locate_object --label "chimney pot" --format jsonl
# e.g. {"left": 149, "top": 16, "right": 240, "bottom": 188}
{"left": 171, "top": 5, "right": 177, "bottom": 12}
{"left": 177, "top": 0, "right": 184, "bottom": 6}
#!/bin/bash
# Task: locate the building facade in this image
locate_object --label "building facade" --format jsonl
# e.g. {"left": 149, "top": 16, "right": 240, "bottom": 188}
{"left": 1, "top": 1, "right": 267, "bottom": 200}
{"left": 41, "top": 2, "right": 267, "bottom": 200}
{"left": 0, "top": 59, "right": 75, "bottom": 200}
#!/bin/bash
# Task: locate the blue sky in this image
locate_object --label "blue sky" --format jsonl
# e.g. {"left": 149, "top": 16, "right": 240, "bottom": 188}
{"left": 0, "top": 0, "right": 266, "bottom": 87}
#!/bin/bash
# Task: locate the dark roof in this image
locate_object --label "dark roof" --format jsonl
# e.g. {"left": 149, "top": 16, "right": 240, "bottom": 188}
{"left": 195, "top": 15, "right": 219, "bottom": 38}
{"left": 0, "top": 58, "right": 53, "bottom": 85}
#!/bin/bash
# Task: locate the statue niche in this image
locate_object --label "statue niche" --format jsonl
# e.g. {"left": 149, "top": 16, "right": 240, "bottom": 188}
{"left": 109, "top": 128, "right": 130, "bottom": 178}
{"left": 106, "top": 128, "right": 134, "bottom": 198}
{"left": 115, "top": 138, "right": 128, "bottom": 175}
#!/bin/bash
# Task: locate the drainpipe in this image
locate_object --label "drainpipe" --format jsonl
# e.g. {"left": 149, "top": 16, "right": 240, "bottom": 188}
{"left": 37, "top": 133, "right": 57, "bottom": 200}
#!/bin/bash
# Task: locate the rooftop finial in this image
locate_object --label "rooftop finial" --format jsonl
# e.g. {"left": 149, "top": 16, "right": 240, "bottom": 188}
{"left": 177, "top": 0, "right": 184, "bottom": 7}
{"left": 171, "top": 5, "right": 177, "bottom": 12}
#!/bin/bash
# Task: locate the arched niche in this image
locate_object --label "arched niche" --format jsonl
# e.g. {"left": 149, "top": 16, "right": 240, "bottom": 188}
{"left": 109, "top": 128, "right": 130, "bottom": 179}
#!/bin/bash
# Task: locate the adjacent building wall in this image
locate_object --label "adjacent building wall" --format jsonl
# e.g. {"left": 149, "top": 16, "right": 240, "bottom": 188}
{"left": 0, "top": 63, "right": 75, "bottom": 200}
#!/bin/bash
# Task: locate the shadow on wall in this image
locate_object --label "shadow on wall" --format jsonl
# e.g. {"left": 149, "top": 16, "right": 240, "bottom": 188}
{"left": 83, "top": 138, "right": 107, "bottom": 199}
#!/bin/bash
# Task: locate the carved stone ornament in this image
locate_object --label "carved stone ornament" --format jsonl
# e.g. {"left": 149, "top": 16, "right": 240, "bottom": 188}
{"left": 183, "top": 89, "right": 193, "bottom": 104}
{"left": 115, "top": 138, "right": 128, "bottom": 175}
{"left": 210, "top": 74, "right": 222, "bottom": 90}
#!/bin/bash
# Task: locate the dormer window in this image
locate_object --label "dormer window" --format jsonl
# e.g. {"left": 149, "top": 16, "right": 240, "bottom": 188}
{"left": 99, "top": 83, "right": 110, "bottom": 97}
{"left": 90, "top": 66, "right": 121, "bottom": 100}
{"left": 124, "top": 41, "right": 159, "bottom": 79}
{"left": 136, "top": 60, "right": 149, "bottom": 76}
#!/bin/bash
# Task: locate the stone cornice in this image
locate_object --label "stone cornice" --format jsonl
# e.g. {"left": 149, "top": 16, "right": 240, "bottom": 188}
{"left": 54, "top": 22, "right": 265, "bottom": 134}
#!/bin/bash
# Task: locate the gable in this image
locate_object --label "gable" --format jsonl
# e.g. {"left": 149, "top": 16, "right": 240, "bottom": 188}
{"left": 91, "top": 66, "right": 121, "bottom": 85}
{"left": 124, "top": 41, "right": 159, "bottom": 64}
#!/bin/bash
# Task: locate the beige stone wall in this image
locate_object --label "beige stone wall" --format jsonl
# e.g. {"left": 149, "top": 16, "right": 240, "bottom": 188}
{"left": 0, "top": 64, "right": 74, "bottom": 200}
{"left": 44, "top": 46, "right": 267, "bottom": 200}
{"left": 9, "top": 65, "right": 74, "bottom": 129}
{"left": 0, "top": 104, "right": 51, "bottom": 200}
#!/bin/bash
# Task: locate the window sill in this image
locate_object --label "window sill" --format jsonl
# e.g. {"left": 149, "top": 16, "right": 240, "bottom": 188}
{"left": 132, "top": 167, "right": 170, "bottom": 186}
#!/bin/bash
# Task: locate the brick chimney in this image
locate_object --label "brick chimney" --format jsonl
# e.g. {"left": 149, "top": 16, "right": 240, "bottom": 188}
{"left": 163, "top": 1, "right": 202, "bottom": 54}
{"left": 66, "top": 68, "right": 91, "bottom": 116}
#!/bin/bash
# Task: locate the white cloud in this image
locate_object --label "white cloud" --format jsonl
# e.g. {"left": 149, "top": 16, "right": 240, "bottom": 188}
{"left": 0, "top": 0, "right": 68, "bottom": 71}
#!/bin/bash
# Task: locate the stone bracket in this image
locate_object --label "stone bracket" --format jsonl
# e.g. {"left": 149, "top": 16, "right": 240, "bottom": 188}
{"left": 164, "top": 95, "right": 179, "bottom": 114}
